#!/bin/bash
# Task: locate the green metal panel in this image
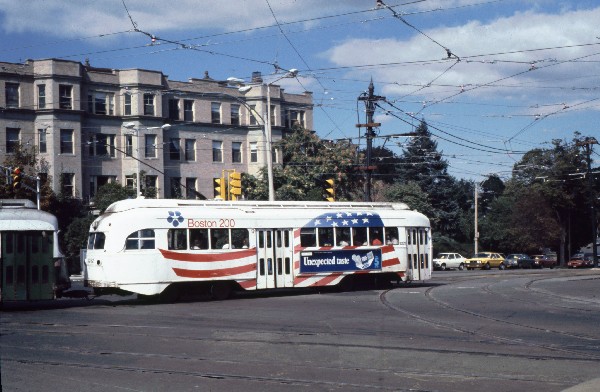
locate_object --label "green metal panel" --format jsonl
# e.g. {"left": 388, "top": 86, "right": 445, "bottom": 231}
{"left": 1, "top": 232, "right": 26, "bottom": 301}
{"left": 1, "top": 231, "right": 55, "bottom": 301}
{"left": 28, "top": 232, "right": 55, "bottom": 300}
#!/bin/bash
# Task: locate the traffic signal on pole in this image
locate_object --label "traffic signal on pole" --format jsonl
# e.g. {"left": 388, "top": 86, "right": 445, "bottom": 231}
{"left": 214, "top": 177, "right": 226, "bottom": 200}
{"left": 12, "top": 167, "right": 22, "bottom": 189}
{"left": 229, "top": 171, "right": 242, "bottom": 201}
{"left": 324, "top": 178, "right": 335, "bottom": 202}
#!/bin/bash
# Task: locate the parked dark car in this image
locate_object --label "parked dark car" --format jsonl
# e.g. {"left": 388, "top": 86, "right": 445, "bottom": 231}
{"left": 567, "top": 253, "right": 594, "bottom": 268}
{"left": 503, "top": 254, "right": 536, "bottom": 269}
{"left": 541, "top": 253, "right": 558, "bottom": 268}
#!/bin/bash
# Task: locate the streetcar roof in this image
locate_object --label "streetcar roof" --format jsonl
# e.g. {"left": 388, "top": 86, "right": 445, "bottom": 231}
{"left": 104, "top": 198, "right": 411, "bottom": 214}
{"left": 0, "top": 199, "right": 58, "bottom": 231}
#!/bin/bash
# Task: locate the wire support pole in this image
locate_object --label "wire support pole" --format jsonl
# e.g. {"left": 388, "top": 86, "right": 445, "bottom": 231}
{"left": 577, "top": 137, "right": 598, "bottom": 266}
{"left": 357, "top": 80, "right": 385, "bottom": 202}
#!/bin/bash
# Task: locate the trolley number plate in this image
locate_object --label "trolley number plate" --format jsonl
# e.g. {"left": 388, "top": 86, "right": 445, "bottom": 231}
{"left": 188, "top": 218, "right": 236, "bottom": 228}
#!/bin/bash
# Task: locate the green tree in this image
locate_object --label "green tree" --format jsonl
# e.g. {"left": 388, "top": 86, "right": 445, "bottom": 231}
{"left": 509, "top": 135, "right": 592, "bottom": 263}
{"left": 93, "top": 182, "right": 135, "bottom": 212}
{"left": 245, "top": 128, "right": 359, "bottom": 201}
{"left": 394, "top": 120, "right": 465, "bottom": 241}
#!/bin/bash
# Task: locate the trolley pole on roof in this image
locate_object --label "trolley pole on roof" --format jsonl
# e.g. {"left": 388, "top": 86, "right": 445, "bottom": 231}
{"left": 357, "top": 79, "right": 385, "bottom": 202}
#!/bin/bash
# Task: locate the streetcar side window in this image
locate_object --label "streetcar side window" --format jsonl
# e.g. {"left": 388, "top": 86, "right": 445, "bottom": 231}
{"left": 369, "top": 227, "right": 384, "bottom": 245}
{"left": 87, "top": 233, "right": 105, "bottom": 250}
{"left": 385, "top": 227, "right": 399, "bottom": 245}
{"left": 336, "top": 227, "right": 350, "bottom": 246}
{"left": 168, "top": 229, "right": 187, "bottom": 250}
{"left": 190, "top": 229, "right": 209, "bottom": 250}
{"left": 231, "top": 229, "right": 249, "bottom": 249}
{"left": 352, "top": 227, "right": 367, "bottom": 246}
{"left": 211, "top": 228, "right": 229, "bottom": 249}
{"left": 125, "top": 230, "right": 155, "bottom": 250}
{"left": 318, "top": 227, "right": 333, "bottom": 247}
{"left": 300, "top": 228, "right": 316, "bottom": 247}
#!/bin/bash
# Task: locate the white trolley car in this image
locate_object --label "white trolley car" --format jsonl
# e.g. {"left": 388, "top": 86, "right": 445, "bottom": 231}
{"left": 0, "top": 199, "right": 70, "bottom": 302}
{"left": 84, "top": 199, "right": 431, "bottom": 299}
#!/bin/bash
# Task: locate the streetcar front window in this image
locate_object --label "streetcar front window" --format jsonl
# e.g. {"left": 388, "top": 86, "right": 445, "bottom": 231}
{"left": 87, "top": 232, "right": 106, "bottom": 250}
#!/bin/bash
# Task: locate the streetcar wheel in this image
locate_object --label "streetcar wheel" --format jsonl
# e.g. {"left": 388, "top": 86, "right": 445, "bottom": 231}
{"left": 210, "top": 282, "right": 232, "bottom": 300}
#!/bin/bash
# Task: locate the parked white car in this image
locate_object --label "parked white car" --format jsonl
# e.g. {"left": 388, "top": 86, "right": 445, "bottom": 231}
{"left": 433, "top": 253, "right": 467, "bottom": 271}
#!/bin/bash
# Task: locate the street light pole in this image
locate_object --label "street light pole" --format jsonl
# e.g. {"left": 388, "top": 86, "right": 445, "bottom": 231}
{"left": 123, "top": 122, "right": 171, "bottom": 198}
{"left": 230, "top": 69, "right": 298, "bottom": 202}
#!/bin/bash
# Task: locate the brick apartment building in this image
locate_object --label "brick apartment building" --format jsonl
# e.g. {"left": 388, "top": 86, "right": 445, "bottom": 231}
{"left": 0, "top": 58, "right": 313, "bottom": 201}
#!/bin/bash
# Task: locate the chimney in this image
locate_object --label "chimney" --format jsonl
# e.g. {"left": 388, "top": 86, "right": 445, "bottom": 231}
{"left": 251, "top": 71, "right": 263, "bottom": 83}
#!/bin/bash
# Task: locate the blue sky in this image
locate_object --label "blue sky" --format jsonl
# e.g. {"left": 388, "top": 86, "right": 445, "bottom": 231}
{"left": 1, "top": 0, "right": 599, "bottom": 181}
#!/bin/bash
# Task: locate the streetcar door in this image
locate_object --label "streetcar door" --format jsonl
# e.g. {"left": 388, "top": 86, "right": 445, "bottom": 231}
{"left": 1, "top": 232, "right": 27, "bottom": 301}
{"left": 28, "top": 232, "right": 55, "bottom": 300}
{"left": 405, "top": 227, "right": 430, "bottom": 281}
{"left": 256, "top": 229, "right": 293, "bottom": 290}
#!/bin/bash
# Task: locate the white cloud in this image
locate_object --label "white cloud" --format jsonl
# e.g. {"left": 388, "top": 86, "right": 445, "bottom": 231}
{"left": 323, "top": 6, "right": 600, "bottom": 103}
{"left": 0, "top": 0, "right": 370, "bottom": 36}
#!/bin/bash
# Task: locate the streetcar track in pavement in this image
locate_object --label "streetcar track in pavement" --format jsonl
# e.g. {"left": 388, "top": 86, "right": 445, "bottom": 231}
{"left": 379, "top": 280, "right": 600, "bottom": 361}
{"left": 1, "top": 350, "right": 577, "bottom": 390}
{"left": 4, "top": 317, "right": 600, "bottom": 365}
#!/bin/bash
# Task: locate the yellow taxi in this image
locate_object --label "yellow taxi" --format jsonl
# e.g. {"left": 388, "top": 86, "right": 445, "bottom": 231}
{"left": 465, "top": 252, "right": 505, "bottom": 270}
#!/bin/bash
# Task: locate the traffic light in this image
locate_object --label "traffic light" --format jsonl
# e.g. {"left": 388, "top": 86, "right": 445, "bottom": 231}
{"left": 324, "top": 178, "right": 335, "bottom": 202}
{"left": 214, "top": 177, "right": 226, "bottom": 200}
{"left": 12, "top": 167, "right": 22, "bottom": 189}
{"left": 229, "top": 171, "right": 242, "bottom": 201}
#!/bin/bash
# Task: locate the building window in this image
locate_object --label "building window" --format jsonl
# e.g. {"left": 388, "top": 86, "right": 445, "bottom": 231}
{"left": 184, "top": 100, "right": 194, "bottom": 122}
{"left": 249, "top": 142, "right": 258, "bottom": 163}
{"left": 6, "top": 128, "right": 20, "bottom": 153}
{"left": 232, "top": 141, "right": 242, "bottom": 163}
{"left": 125, "top": 175, "right": 135, "bottom": 190}
{"left": 61, "top": 173, "right": 75, "bottom": 196}
{"left": 212, "top": 140, "right": 223, "bottom": 162}
{"left": 231, "top": 104, "right": 240, "bottom": 125}
{"left": 38, "top": 129, "right": 47, "bottom": 153}
{"left": 37, "top": 84, "right": 46, "bottom": 109}
{"left": 185, "top": 139, "right": 195, "bottom": 161}
{"left": 60, "top": 129, "right": 74, "bottom": 154}
{"left": 249, "top": 105, "right": 257, "bottom": 125}
{"left": 124, "top": 93, "right": 132, "bottom": 115}
{"left": 169, "top": 138, "right": 180, "bottom": 160}
{"left": 168, "top": 99, "right": 180, "bottom": 121}
{"left": 89, "top": 175, "right": 116, "bottom": 198}
{"left": 185, "top": 178, "right": 197, "bottom": 199}
{"left": 145, "top": 134, "right": 157, "bottom": 158}
{"left": 5, "top": 83, "right": 19, "bottom": 108}
{"left": 288, "top": 110, "right": 305, "bottom": 128}
{"left": 170, "top": 177, "right": 182, "bottom": 198}
{"left": 272, "top": 147, "right": 278, "bottom": 164}
{"left": 145, "top": 175, "right": 158, "bottom": 198}
{"left": 125, "top": 134, "right": 133, "bottom": 157}
{"left": 59, "top": 85, "right": 72, "bottom": 109}
{"left": 89, "top": 92, "right": 115, "bottom": 115}
{"left": 143, "top": 93, "right": 155, "bottom": 116}
{"left": 90, "top": 134, "right": 116, "bottom": 157}
{"left": 270, "top": 105, "right": 276, "bottom": 125}
{"left": 211, "top": 102, "right": 221, "bottom": 124}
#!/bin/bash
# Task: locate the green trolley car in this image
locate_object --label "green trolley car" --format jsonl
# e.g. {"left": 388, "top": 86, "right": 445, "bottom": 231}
{"left": 0, "top": 200, "right": 70, "bottom": 302}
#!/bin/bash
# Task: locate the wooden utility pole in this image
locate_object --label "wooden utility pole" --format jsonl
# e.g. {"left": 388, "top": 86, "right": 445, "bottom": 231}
{"left": 357, "top": 80, "right": 385, "bottom": 201}
{"left": 576, "top": 137, "right": 598, "bottom": 266}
